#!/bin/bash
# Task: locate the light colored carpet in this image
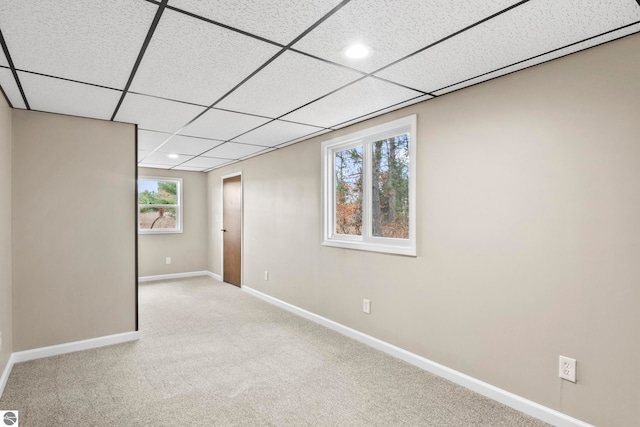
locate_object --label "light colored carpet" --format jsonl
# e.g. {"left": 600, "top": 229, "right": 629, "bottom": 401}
{"left": 0, "top": 277, "right": 550, "bottom": 426}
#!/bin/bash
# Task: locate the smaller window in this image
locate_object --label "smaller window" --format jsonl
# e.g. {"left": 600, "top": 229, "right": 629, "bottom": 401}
{"left": 138, "top": 177, "right": 183, "bottom": 234}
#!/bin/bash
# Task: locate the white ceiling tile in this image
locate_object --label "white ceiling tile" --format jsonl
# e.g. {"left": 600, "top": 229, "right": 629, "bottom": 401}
{"left": 217, "top": 50, "right": 362, "bottom": 117}
{"left": 293, "top": 0, "right": 520, "bottom": 73}
{"left": 155, "top": 135, "right": 223, "bottom": 156}
{"left": 282, "top": 77, "right": 422, "bottom": 128}
{"left": 433, "top": 23, "right": 640, "bottom": 97}
{"left": 129, "top": 9, "right": 280, "bottom": 106}
{"left": 138, "top": 130, "right": 173, "bottom": 152}
{"left": 181, "top": 108, "right": 271, "bottom": 140}
{"left": 172, "top": 165, "right": 208, "bottom": 172}
{"left": 138, "top": 163, "right": 172, "bottom": 170}
{"left": 140, "top": 152, "right": 194, "bottom": 166}
{"left": 138, "top": 150, "right": 151, "bottom": 160}
{"left": 202, "top": 142, "right": 268, "bottom": 159}
{"left": 180, "top": 156, "right": 233, "bottom": 169}
{"left": 168, "top": 0, "right": 342, "bottom": 45}
{"left": 0, "top": 0, "right": 157, "bottom": 88}
{"left": 233, "top": 120, "right": 324, "bottom": 147}
{"left": 19, "top": 72, "right": 121, "bottom": 120}
{"left": 116, "top": 93, "right": 206, "bottom": 134}
{"left": 333, "top": 94, "right": 432, "bottom": 130}
{"left": 0, "top": 68, "right": 26, "bottom": 109}
{"left": 0, "top": 50, "right": 8, "bottom": 67}
{"left": 376, "top": 0, "right": 640, "bottom": 93}
{"left": 275, "top": 128, "right": 332, "bottom": 148}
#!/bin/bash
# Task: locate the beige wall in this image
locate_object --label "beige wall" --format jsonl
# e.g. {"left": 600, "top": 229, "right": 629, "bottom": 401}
{"left": 0, "top": 94, "right": 12, "bottom": 374}
{"left": 12, "top": 110, "right": 136, "bottom": 351}
{"left": 138, "top": 168, "right": 208, "bottom": 277}
{"left": 207, "top": 33, "right": 640, "bottom": 427}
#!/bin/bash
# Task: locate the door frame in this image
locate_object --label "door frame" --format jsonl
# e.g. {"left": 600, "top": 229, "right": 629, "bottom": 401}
{"left": 220, "top": 171, "right": 243, "bottom": 286}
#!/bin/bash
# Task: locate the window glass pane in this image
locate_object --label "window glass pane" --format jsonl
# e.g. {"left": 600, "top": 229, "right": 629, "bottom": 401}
{"left": 335, "top": 146, "right": 363, "bottom": 236}
{"left": 139, "top": 207, "right": 177, "bottom": 230}
{"left": 371, "top": 133, "right": 410, "bottom": 239}
{"left": 138, "top": 180, "right": 177, "bottom": 205}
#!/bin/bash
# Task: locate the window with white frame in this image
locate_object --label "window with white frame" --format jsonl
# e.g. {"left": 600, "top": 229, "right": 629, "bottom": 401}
{"left": 322, "top": 115, "right": 416, "bottom": 256}
{"left": 138, "top": 177, "right": 183, "bottom": 234}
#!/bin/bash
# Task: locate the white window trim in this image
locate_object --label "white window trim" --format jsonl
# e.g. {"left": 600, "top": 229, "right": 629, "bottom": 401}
{"left": 138, "top": 176, "right": 183, "bottom": 234}
{"left": 321, "top": 115, "right": 417, "bottom": 256}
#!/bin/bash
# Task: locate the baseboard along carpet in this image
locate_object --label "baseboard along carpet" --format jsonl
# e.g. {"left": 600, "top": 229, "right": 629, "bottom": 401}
{"left": 0, "top": 276, "right": 550, "bottom": 426}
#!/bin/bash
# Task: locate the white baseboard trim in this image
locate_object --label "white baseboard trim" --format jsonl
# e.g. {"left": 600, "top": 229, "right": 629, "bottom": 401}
{"left": 0, "top": 353, "right": 15, "bottom": 399}
{"left": 242, "top": 286, "right": 593, "bottom": 427}
{"left": 205, "top": 271, "right": 222, "bottom": 281}
{"left": 138, "top": 271, "right": 211, "bottom": 282}
{"left": 11, "top": 331, "right": 140, "bottom": 364}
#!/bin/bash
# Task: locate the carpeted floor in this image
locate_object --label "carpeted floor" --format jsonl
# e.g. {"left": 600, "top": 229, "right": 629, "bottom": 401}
{"left": 0, "top": 277, "right": 550, "bottom": 426}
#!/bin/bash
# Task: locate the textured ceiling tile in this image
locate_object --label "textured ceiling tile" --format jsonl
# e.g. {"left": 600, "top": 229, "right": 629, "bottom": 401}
{"left": 281, "top": 77, "right": 422, "bottom": 128}
{"left": 19, "top": 72, "right": 121, "bottom": 120}
{"left": 138, "top": 130, "right": 173, "bottom": 152}
{"left": 115, "top": 93, "right": 206, "bottom": 134}
{"left": 0, "top": 68, "right": 26, "bottom": 109}
{"left": 138, "top": 150, "right": 151, "bottom": 160}
{"left": 180, "top": 156, "right": 233, "bottom": 169}
{"left": 376, "top": 0, "right": 640, "bottom": 93}
{"left": 0, "top": 50, "right": 8, "bottom": 67}
{"left": 333, "top": 94, "right": 432, "bottom": 130}
{"left": 138, "top": 163, "right": 172, "bottom": 170}
{"left": 217, "top": 50, "right": 363, "bottom": 118}
{"left": 293, "top": 0, "right": 519, "bottom": 73}
{"left": 275, "top": 128, "right": 332, "bottom": 148}
{"left": 129, "top": 9, "right": 280, "bottom": 106}
{"left": 181, "top": 108, "right": 271, "bottom": 141}
{"left": 168, "top": 0, "right": 342, "bottom": 45}
{"left": 202, "top": 142, "right": 267, "bottom": 159}
{"left": 155, "top": 134, "right": 223, "bottom": 156}
{"left": 172, "top": 165, "right": 210, "bottom": 172}
{"left": 141, "top": 152, "right": 194, "bottom": 166}
{"left": 0, "top": 0, "right": 157, "bottom": 88}
{"left": 433, "top": 23, "right": 640, "bottom": 96}
{"left": 233, "top": 119, "right": 324, "bottom": 147}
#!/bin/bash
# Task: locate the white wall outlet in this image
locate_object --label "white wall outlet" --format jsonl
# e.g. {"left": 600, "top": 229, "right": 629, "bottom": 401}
{"left": 363, "top": 299, "right": 371, "bottom": 314}
{"left": 264, "top": 271, "right": 269, "bottom": 281}
{"left": 559, "top": 356, "right": 577, "bottom": 383}
{"left": 165, "top": 257, "right": 171, "bottom": 265}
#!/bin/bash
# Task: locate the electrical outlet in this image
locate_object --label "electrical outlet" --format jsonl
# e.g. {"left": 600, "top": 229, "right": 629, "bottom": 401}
{"left": 165, "top": 257, "right": 171, "bottom": 265}
{"left": 264, "top": 271, "right": 269, "bottom": 281}
{"left": 559, "top": 356, "right": 577, "bottom": 383}
{"left": 363, "top": 299, "right": 371, "bottom": 314}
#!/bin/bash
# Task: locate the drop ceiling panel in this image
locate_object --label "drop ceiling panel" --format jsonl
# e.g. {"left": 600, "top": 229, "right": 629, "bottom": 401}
{"left": 0, "top": 50, "right": 8, "bottom": 67}
{"left": 140, "top": 152, "right": 194, "bottom": 166}
{"left": 202, "top": 142, "right": 267, "bottom": 159}
{"left": 138, "top": 150, "right": 151, "bottom": 161}
{"left": 282, "top": 77, "right": 422, "bottom": 128}
{"left": 181, "top": 108, "right": 271, "bottom": 140}
{"left": 233, "top": 120, "right": 324, "bottom": 147}
{"left": 0, "top": 0, "right": 157, "bottom": 88}
{"left": 172, "top": 165, "right": 212, "bottom": 172}
{"left": 138, "top": 130, "right": 172, "bottom": 152}
{"left": 138, "top": 163, "right": 173, "bottom": 170}
{"left": 0, "top": 68, "right": 26, "bottom": 109}
{"left": 155, "top": 135, "right": 223, "bottom": 156}
{"left": 376, "top": 0, "right": 640, "bottom": 93}
{"left": 275, "top": 128, "right": 332, "bottom": 148}
{"left": 168, "top": 0, "right": 343, "bottom": 45}
{"left": 333, "top": 94, "right": 432, "bottom": 130}
{"left": 115, "top": 93, "right": 206, "bottom": 134}
{"left": 216, "top": 50, "right": 363, "bottom": 118}
{"left": 433, "top": 24, "right": 640, "bottom": 96}
{"left": 19, "top": 72, "right": 121, "bottom": 120}
{"left": 179, "top": 156, "right": 233, "bottom": 169}
{"left": 293, "top": 0, "right": 519, "bottom": 73}
{"left": 129, "top": 9, "right": 280, "bottom": 106}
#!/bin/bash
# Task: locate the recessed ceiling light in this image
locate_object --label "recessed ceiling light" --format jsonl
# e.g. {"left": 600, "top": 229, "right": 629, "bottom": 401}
{"left": 167, "top": 153, "right": 179, "bottom": 159}
{"left": 343, "top": 43, "right": 370, "bottom": 59}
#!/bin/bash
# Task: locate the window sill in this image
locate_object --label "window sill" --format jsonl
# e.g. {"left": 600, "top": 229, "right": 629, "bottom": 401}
{"left": 322, "top": 239, "right": 416, "bottom": 257}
